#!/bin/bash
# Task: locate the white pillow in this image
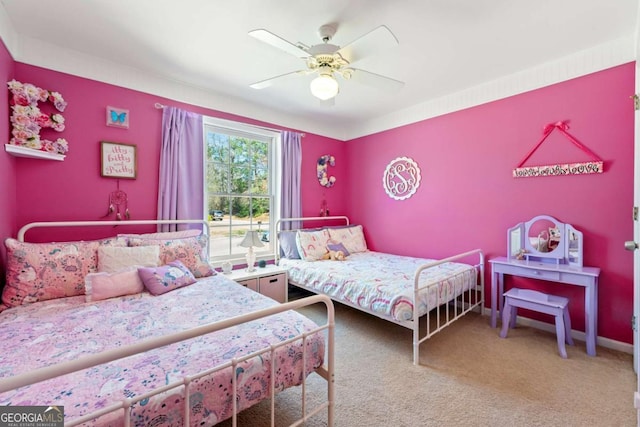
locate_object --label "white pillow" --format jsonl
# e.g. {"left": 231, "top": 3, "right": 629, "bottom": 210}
{"left": 327, "top": 225, "right": 368, "bottom": 254}
{"left": 295, "top": 229, "right": 331, "bottom": 261}
{"left": 98, "top": 245, "right": 160, "bottom": 273}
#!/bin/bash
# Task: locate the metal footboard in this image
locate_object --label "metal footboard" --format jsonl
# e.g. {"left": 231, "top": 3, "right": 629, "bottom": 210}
{"left": 412, "top": 248, "right": 485, "bottom": 364}
{"left": 0, "top": 295, "right": 335, "bottom": 427}
{"left": 275, "top": 216, "right": 484, "bottom": 366}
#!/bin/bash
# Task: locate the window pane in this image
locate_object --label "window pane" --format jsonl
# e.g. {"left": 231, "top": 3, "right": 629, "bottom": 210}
{"left": 206, "top": 162, "right": 228, "bottom": 194}
{"left": 206, "top": 132, "right": 229, "bottom": 163}
{"left": 251, "top": 140, "right": 269, "bottom": 167}
{"left": 230, "top": 138, "right": 250, "bottom": 164}
{"left": 230, "top": 166, "right": 251, "bottom": 194}
{"left": 252, "top": 167, "right": 268, "bottom": 194}
{"left": 230, "top": 196, "right": 251, "bottom": 219}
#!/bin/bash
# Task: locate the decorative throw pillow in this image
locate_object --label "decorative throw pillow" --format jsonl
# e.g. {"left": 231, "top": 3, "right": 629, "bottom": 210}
{"left": 98, "top": 245, "right": 160, "bottom": 273}
{"left": 85, "top": 268, "right": 144, "bottom": 302}
{"left": 138, "top": 261, "right": 197, "bottom": 295}
{"left": 327, "top": 225, "right": 368, "bottom": 254}
{"left": 128, "top": 235, "right": 215, "bottom": 278}
{"left": 2, "top": 237, "right": 125, "bottom": 310}
{"left": 295, "top": 228, "right": 331, "bottom": 261}
{"left": 327, "top": 242, "right": 350, "bottom": 257}
{"left": 278, "top": 230, "right": 301, "bottom": 259}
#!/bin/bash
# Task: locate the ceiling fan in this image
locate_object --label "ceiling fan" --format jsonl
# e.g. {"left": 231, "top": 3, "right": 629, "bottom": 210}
{"left": 248, "top": 24, "right": 404, "bottom": 101}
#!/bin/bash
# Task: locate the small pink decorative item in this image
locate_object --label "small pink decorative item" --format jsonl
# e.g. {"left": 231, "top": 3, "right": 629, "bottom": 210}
{"left": 6, "top": 80, "right": 68, "bottom": 155}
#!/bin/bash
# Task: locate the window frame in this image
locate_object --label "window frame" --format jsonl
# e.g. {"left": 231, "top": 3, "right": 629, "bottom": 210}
{"left": 202, "top": 116, "right": 281, "bottom": 267}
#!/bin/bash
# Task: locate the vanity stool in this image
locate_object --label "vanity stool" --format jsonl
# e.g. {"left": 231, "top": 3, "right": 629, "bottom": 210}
{"left": 500, "top": 288, "right": 574, "bottom": 359}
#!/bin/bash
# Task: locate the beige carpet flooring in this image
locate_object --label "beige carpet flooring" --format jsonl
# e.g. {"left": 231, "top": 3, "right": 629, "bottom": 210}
{"left": 219, "top": 299, "right": 636, "bottom": 427}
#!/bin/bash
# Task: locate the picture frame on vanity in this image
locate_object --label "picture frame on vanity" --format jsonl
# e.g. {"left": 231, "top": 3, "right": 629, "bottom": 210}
{"left": 100, "top": 141, "right": 137, "bottom": 179}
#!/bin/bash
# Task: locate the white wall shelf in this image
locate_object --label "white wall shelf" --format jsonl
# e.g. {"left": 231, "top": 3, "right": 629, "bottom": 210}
{"left": 5, "top": 144, "right": 65, "bottom": 161}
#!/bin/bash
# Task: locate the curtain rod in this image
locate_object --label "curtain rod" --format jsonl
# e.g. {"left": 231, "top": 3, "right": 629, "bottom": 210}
{"left": 152, "top": 102, "right": 304, "bottom": 137}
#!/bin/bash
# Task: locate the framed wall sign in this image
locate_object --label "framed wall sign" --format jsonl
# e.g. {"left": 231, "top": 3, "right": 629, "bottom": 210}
{"left": 100, "top": 141, "right": 137, "bottom": 179}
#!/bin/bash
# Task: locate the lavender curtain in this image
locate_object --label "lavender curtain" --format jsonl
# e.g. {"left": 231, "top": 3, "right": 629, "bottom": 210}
{"left": 157, "top": 107, "right": 203, "bottom": 231}
{"left": 280, "top": 131, "right": 302, "bottom": 230}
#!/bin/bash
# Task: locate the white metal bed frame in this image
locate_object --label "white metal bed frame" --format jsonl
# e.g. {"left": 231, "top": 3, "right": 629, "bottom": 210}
{"left": 1, "top": 220, "right": 336, "bottom": 427}
{"left": 275, "top": 216, "right": 485, "bottom": 365}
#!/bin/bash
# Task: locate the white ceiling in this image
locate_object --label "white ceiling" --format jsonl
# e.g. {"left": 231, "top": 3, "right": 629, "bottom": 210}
{"left": 0, "top": 0, "right": 638, "bottom": 140}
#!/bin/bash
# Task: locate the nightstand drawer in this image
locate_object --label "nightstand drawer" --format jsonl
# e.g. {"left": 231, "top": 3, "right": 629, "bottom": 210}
{"left": 237, "top": 278, "right": 258, "bottom": 292}
{"left": 259, "top": 274, "right": 286, "bottom": 303}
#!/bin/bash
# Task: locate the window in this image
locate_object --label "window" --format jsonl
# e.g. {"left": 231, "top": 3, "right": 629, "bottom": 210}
{"left": 203, "top": 117, "right": 280, "bottom": 265}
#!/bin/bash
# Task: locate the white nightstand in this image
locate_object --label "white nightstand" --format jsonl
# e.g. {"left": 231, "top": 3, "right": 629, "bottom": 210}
{"left": 224, "top": 265, "right": 288, "bottom": 303}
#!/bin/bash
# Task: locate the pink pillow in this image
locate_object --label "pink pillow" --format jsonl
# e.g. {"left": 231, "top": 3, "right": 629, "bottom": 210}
{"left": 128, "top": 235, "right": 215, "bottom": 278}
{"left": 2, "top": 237, "right": 125, "bottom": 310}
{"left": 137, "top": 261, "right": 196, "bottom": 295}
{"left": 85, "top": 269, "right": 144, "bottom": 302}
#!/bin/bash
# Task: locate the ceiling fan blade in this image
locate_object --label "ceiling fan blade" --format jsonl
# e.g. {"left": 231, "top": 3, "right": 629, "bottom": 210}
{"left": 249, "top": 70, "right": 308, "bottom": 89}
{"left": 337, "top": 25, "right": 399, "bottom": 64}
{"left": 349, "top": 68, "right": 404, "bottom": 91}
{"left": 248, "top": 29, "right": 311, "bottom": 59}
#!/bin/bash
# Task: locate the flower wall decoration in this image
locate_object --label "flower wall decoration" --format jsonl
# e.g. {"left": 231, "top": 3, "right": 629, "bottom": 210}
{"left": 7, "top": 80, "right": 68, "bottom": 155}
{"left": 317, "top": 154, "right": 336, "bottom": 188}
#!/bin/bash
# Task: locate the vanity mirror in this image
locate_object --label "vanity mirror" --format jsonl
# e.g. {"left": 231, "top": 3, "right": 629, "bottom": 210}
{"left": 507, "top": 214, "right": 583, "bottom": 266}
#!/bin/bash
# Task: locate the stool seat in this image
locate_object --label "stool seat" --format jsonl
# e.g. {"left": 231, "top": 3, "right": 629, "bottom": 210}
{"left": 499, "top": 288, "right": 574, "bottom": 358}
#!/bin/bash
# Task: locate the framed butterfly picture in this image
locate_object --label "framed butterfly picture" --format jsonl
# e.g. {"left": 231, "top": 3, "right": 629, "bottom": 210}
{"left": 106, "top": 106, "right": 129, "bottom": 129}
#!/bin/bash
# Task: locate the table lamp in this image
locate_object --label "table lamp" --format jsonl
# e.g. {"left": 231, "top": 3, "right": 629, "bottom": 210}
{"left": 238, "top": 230, "right": 265, "bottom": 272}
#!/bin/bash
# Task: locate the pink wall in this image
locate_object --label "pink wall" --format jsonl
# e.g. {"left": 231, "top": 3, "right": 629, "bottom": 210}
{"left": 10, "top": 63, "right": 345, "bottom": 244}
{"left": 0, "top": 38, "right": 16, "bottom": 287}
{"left": 346, "top": 63, "right": 635, "bottom": 344}
{"left": 0, "top": 53, "right": 635, "bottom": 345}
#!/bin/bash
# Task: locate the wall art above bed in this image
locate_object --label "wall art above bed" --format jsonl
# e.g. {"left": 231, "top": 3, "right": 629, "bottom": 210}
{"left": 383, "top": 156, "right": 421, "bottom": 200}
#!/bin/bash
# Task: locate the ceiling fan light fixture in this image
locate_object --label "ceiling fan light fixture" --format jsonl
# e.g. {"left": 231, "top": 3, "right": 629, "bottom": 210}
{"left": 310, "top": 74, "right": 339, "bottom": 100}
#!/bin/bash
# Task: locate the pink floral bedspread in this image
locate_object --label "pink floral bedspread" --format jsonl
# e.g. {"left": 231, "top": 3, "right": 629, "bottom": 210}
{"left": 280, "top": 251, "right": 478, "bottom": 321}
{"left": 0, "top": 275, "right": 324, "bottom": 426}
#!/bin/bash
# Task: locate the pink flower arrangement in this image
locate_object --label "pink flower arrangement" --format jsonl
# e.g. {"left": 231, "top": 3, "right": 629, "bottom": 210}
{"left": 7, "top": 80, "right": 68, "bottom": 155}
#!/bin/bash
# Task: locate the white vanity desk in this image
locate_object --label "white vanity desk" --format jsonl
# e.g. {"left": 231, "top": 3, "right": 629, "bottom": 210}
{"left": 489, "top": 215, "right": 600, "bottom": 356}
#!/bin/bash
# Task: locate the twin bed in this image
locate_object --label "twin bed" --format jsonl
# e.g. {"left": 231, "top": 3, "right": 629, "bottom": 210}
{"left": 0, "top": 220, "right": 334, "bottom": 426}
{"left": 276, "top": 216, "right": 485, "bottom": 365}
{"left": 0, "top": 216, "right": 484, "bottom": 425}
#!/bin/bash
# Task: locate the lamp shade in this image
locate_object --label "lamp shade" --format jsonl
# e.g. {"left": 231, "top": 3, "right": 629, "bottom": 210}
{"left": 238, "top": 230, "right": 265, "bottom": 248}
{"left": 310, "top": 74, "right": 339, "bottom": 100}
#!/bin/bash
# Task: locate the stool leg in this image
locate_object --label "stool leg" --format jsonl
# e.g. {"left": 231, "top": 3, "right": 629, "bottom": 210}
{"left": 563, "top": 307, "right": 574, "bottom": 346}
{"left": 555, "top": 314, "right": 568, "bottom": 359}
{"left": 500, "top": 302, "right": 512, "bottom": 338}
{"left": 510, "top": 306, "right": 517, "bottom": 328}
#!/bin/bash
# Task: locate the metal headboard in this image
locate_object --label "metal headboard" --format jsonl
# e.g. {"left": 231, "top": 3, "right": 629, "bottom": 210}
{"left": 17, "top": 219, "right": 211, "bottom": 256}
